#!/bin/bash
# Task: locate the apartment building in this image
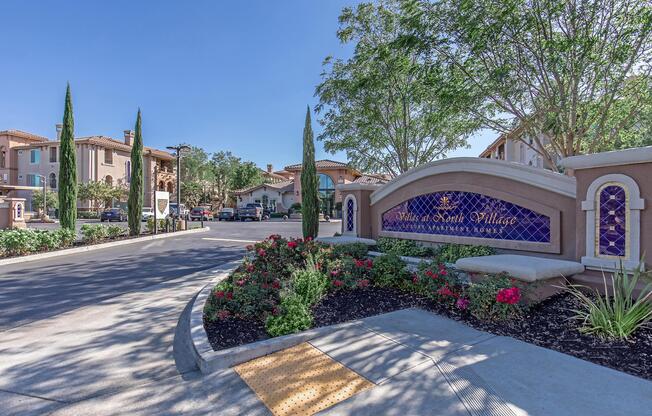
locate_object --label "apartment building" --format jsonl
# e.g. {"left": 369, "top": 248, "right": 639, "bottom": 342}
{"left": 0, "top": 127, "right": 175, "bottom": 212}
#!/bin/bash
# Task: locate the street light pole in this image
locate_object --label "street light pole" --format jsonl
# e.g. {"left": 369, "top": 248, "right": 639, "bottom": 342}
{"left": 166, "top": 145, "right": 190, "bottom": 231}
{"left": 37, "top": 174, "right": 47, "bottom": 220}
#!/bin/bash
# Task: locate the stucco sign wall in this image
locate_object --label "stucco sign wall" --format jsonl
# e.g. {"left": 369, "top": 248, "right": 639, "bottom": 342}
{"left": 381, "top": 191, "right": 551, "bottom": 243}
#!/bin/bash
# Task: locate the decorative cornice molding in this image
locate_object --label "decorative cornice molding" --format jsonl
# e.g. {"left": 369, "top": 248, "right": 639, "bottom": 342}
{"left": 560, "top": 146, "right": 652, "bottom": 170}
{"left": 370, "top": 158, "right": 576, "bottom": 205}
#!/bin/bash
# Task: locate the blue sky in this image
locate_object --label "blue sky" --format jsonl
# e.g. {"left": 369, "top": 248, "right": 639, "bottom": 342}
{"left": 0, "top": 0, "right": 494, "bottom": 171}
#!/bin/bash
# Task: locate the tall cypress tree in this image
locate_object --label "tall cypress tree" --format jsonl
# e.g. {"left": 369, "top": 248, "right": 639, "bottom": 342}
{"left": 301, "top": 105, "right": 319, "bottom": 238}
{"left": 58, "top": 84, "right": 77, "bottom": 230}
{"left": 128, "top": 109, "right": 144, "bottom": 236}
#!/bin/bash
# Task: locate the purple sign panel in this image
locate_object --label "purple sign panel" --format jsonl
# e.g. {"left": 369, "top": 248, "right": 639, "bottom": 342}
{"left": 381, "top": 191, "right": 551, "bottom": 243}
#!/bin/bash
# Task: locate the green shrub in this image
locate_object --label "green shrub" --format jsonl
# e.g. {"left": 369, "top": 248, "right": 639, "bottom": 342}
{"left": 34, "top": 230, "right": 61, "bottom": 251}
{"left": 265, "top": 294, "right": 313, "bottom": 337}
{"left": 372, "top": 254, "right": 409, "bottom": 287}
{"left": 55, "top": 228, "right": 77, "bottom": 247}
{"left": 330, "top": 242, "right": 369, "bottom": 259}
{"left": 146, "top": 217, "right": 168, "bottom": 233}
{"left": 377, "top": 237, "right": 433, "bottom": 257}
{"left": 566, "top": 261, "right": 652, "bottom": 340}
{"left": 0, "top": 229, "right": 38, "bottom": 256}
{"left": 80, "top": 224, "right": 107, "bottom": 243}
{"left": 326, "top": 256, "right": 373, "bottom": 289}
{"left": 292, "top": 262, "right": 328, "bottom": 306}
{"left": 434, "top": 244, "right": 495, "bottom": 264}
{"left": 106, "top": 225, "right": 128, "bottom": 239}
{"left": 270, "top": 212, "right": 288, "bottom": 218}
{"left": 467, "top": 273, "right": 524, "bottom": 320}
{"left": 77, "top": 211, "right": 99, "bottom": 219}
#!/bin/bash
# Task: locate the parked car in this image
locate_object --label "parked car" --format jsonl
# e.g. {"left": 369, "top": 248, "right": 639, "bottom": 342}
{"left": 101, "top": 208, "right": 126, "bottom": 222}
{"left": 141, "top": 207, "right": 154, "bottom": 222}
{"left": 218, "top": 208, "right": 237, "bottom": 221}
{"left": 170, "top": 203, "right": 189, "bottom": 220}
{"left": 237, "top": 203, "right": 264, "bottom": 221}
{"left": 190, "top": 206, "right": 214, "bottom": 221}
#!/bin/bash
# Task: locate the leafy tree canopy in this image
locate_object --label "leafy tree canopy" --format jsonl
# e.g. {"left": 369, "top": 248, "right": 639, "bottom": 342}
{"left": 401, "top": 0, "right": 652, "bottom": 168}
{"left": 316, "top": 0, "right": 479, "bottom": 176}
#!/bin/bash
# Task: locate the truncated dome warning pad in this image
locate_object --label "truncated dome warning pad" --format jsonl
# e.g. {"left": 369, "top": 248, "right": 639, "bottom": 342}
{"left": 234, "top": 342, "right": 374, "bottom": 416}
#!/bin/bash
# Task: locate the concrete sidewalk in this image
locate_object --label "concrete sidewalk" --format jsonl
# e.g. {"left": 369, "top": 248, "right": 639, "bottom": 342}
{"left": 51, "top": 308, "right": 652, "bottom": 416}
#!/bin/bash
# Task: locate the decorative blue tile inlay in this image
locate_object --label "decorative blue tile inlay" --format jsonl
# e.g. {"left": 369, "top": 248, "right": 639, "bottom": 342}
{"left": 382, "top": 191, "right": 551, "bottom": 243}
{"left": 346, "top": 198, "right": 354, "bottom": 232}
{"left": 598, "top": 185, "right": 627, "bottom": 257}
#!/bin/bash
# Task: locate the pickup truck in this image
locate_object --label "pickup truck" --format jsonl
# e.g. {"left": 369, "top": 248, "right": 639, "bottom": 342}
{"left": 238, "top": 203, "right": 264, "bottom": 221}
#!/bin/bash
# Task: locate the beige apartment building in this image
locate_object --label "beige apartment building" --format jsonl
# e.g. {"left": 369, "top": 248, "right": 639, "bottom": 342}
{"left": 0, "top": 127, "right": 175, "bottom": 212}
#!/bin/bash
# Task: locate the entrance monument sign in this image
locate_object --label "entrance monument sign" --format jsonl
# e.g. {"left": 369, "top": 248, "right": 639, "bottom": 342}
{"left": 381, "top": 190, "right": 551, "bottom": 243}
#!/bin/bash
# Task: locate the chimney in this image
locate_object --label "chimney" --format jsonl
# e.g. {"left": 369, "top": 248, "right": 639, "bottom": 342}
{"left": 267, "top": 164, "right": 273, "bottom": 173}
{"left": 56, "top": 124, "right": 63, "bottom": 140}
{"left": 124, "top": 130, "right": 134, "bottom": 146}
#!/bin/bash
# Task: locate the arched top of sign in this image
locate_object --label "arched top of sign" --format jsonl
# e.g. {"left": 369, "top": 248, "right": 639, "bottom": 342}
{"left": 381, "top": 190, "right": 551, "bottom": 243}
{"left": 371, "top": 157, "right": 576, "bottom": 205}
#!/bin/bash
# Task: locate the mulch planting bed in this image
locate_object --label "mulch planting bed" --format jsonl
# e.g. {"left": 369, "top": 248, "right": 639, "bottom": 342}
{"left": 205, "top": 287, "right": 652, "bottom": 381}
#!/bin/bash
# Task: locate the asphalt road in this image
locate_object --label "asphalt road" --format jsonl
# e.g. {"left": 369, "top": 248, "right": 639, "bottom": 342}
{"left": 0, "top": 219, "right": 341, "bottom": 415}
{"left": 2, "top": 219, "right": 341, "bottom": 331}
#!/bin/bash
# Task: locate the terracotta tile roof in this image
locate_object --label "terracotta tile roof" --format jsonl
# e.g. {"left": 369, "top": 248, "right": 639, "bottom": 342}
{"left": 0, "top": 130, "right": 50, "bottom": 142}
{"left": 233, "top": 180, "right": 295, "bottom": 195}
{"left": 284, "top": 159, "right": 350, "bottom": 171}
{"left": 13, "top": 135, "right": 174, "bottom": 160}
{"left": 353, "top": 174, "right": 390, "bottom": 185}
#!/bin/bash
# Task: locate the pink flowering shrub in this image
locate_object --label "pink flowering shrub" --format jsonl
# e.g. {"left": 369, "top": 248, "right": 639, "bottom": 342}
{"left": 326, "top": 256, "right": 373, "bottom": 290}
{"left": 410, "top": 262, "right": 461, "bottom": 304}
{"left": 467, "top": 273, "right": 526, "bottom": 320}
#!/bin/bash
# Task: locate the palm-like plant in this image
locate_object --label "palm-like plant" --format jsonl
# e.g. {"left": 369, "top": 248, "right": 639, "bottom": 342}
{"left": 566, "top": 260, "right": 652, "bottom": 340}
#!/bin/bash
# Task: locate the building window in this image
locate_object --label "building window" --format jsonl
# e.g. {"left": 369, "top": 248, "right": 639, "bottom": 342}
{"left": 30, "top": 149, "right": 40, "bottom": 164}
{"left": 49, "top": 173, "right": 57, "bottom": 189}
{"left": 0, "top": 147, "right": 6, "bottom": 168}
{"left": 104, "top": 149, "right": 113, "bottom": 165}
{"left": 318, "top": 174, "right": 336, "bottom": 216}
{"left": 26, "top": 174, "right": 41, "bottom": 187}
{"left": 158, "top": 180, "right": 165, "bottom": 191}
{"left": 166, "top": 182, "right": 173, "bottom": 193}
{"left": 125, "top": 161, "right": 131, "bottom": 183}
{"left": 262, "top": 195, "right": 269, "bottom": 210}
{"left": 49, "top": 147, "right": 57, "bottom": 163}
{"left": 105, "top": 175, "right": 113, "bottom": 186}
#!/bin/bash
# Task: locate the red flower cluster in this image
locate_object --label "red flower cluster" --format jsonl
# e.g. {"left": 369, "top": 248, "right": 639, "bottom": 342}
{"left": 271, "top": 280, "right": 281, "bottom": 289}
{"left": 354, "top": 259, "right": 373, "bottom": 269}
{"left": 424, "top": 270, "right": 440, "bottom": 280}
{"left": 437, "top": 284, "right": 458, "bottom": 298}
{"left": 357, "top": 279, "right": 370, "bottom": 288}
{"left": 236, "top": 279, "right": 246, "bottom": 287}
{"left": 215, "top": 291, "right": 225, "bottom": 299}
{"left": 246, "top": 264, "right": 255, "bottom": 272}
{"left": 496, "top": 287, "right": 521, "bottom": 304}
{"left": 226, "top": 292, "right": 234, "bottom": 300}
{"left": 217, "top": 310, "right": 230, "bottom": 320}
{"left": 333, "top": 280, "right": 344, "bottom": 287}
{"left": 287, "top": 241, "right": 298, "bottom": 249}
{"left": 257, "top": 248, "right": 266, "bottom": 257}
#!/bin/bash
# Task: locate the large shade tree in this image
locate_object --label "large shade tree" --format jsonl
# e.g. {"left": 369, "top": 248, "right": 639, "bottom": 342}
{"left": 58, "top": 84, "right": 77, "bottom": 230}
{"left": 316, "top": 0, "right": 477, "bottom": 176}
{"left": 402, "top": 0, "right": 652, "bottom": 168}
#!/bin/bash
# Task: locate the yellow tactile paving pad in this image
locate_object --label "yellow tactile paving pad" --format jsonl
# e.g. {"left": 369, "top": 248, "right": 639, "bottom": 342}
{"left": 234, "top": 342, "right": 374, "bottom": 416}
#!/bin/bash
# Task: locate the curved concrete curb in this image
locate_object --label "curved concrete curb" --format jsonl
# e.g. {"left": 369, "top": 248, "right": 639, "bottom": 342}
{"left": 0, "top": 226, "right": 210, "bottom": 266}
{"left": 189, "top": 261, "right": 362, "bottom": 374}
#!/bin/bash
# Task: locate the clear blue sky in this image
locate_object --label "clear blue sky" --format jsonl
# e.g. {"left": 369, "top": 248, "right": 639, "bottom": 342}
{"left": 0, "top": 0, "right": 494, "bottom": 171}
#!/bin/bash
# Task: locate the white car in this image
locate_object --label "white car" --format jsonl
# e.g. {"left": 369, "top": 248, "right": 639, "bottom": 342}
{"left": 141, "top": 207, "right": 154, "bottom": 222}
